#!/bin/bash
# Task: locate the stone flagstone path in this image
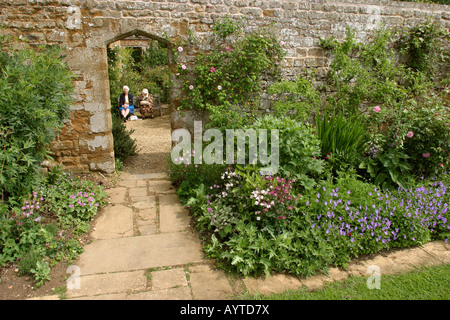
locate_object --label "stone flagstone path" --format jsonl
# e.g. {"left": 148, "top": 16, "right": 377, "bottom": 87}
{"left": 32, "top": 172, "right": 450, "bottom": 300}
{"left": 63, "top": 172, "right": 236, "bottom": 300}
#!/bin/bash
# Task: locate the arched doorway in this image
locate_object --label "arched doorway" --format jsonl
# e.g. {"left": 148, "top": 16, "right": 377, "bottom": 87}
{"left": 105, "top": 30, "right": 174, "bottom": 177}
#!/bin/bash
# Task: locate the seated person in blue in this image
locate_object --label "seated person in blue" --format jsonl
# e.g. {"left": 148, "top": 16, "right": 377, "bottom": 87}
{"left": 119, "top": 85, "right": 134, "bottom": 122}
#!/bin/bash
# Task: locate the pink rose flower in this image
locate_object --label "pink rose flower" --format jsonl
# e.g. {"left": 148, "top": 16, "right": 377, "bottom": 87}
{"left": 373, "top": 106, "right": 381, "bottom": 113}
{"left": 407, "top": 131, "right": 414, "bottom": 138}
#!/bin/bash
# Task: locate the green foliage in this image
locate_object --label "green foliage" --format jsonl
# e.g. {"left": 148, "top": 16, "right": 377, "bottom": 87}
{"left": 320, "top": 27, "right": 406, "bottom": 115}
{"left": 0, "top": 168, "right": 107, "bottom": 286}
{"left": 359, "top": 148, "right": 412, "bottom": 190}
{"left": 177, "top": 18, "right": 286, "bottom": 130}
{"left": 212, "top": 17, "right": 243, "bottom": 39}
{"left": 107, "top": 43, "right": 170, "bottom": 105}
{"left": 249, "top": 115, "right": 324, "bottom": 190}
{"left": 0, "top": 36, "right": 74, "bottom": 202}
{"left": 320, "top": 24, "right": 450, "bottom": 186}
{"left": 398, "top": 19, "right": 449, "bottom": 74}
{"left": 17, "top": 249, "right": 51, "bottom": 288}
{"left": 315, "top": 111, "right": 368, "bottom": 174}
{"left": 267, "top": 75, "right": 321, "bottom": 121}
{"left": 111, "top": 115, "right": 138, "bottom": 162}
{"left": 168, "top": 150, "right": 228, "bottom": 203}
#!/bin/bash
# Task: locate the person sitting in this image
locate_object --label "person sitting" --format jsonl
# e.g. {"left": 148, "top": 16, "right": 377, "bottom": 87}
{"left": 118, "top": 85, "right": 134, "bottom": 122}
{"left": 138, "top": 88, "right": 154, "bottom": 119}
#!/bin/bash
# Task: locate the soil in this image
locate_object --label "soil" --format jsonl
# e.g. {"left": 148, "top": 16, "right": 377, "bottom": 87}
{"left": 121, "top": 113, "right": 172, "bottom": 175}
{"left": 0, "top": 113, "right": 173, "bottom": 300}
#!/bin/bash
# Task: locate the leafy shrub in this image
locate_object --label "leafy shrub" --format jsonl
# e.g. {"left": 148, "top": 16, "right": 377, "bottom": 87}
{"left": 111, "top": 114, "right": 138, "bottom": 162}
{"left": 168, "top": 150, "right": 228, "bottom": 203}
{"left": 249, "top": 115, "right": 324, "bottom": 190}
{"left": 0, "top": 36, "right": 73, "bottom": 202}
{"left": 267, "top": 75, "right": 321, "bottom": 121}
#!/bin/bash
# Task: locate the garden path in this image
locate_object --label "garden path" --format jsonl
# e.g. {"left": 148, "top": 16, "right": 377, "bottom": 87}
{"left": 32, "top": 113, "right": 450, "bottom": 300}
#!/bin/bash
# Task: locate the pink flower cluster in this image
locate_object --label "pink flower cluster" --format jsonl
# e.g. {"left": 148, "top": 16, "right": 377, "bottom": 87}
{"left": 251, "top": 176, "right": 301, "bottom": 222}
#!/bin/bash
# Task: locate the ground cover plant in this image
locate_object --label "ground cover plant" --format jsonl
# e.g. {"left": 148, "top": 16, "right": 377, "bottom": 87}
{"left": 169, "top": 19, "right": 450, "bottom": 279}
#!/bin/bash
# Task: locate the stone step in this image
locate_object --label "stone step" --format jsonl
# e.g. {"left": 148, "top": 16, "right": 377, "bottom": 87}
{"left": 75, "top": 231, "right": 204, "bottom": 275}
{"left": 159, "top": 194, "right": 191, "bottom": 233}
{"left": 66, "top": 270, "right": 147, "bottom": 299}
{"left": 91, "top": 204, "right": 134, "bottom": 240}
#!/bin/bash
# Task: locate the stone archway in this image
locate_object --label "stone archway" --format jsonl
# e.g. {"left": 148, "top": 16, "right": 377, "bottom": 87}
{"left": 105, "top": 29, "right": 175, "bottom": 175}
{"left": 104, "top": 28, "right": 176, "bottom": 114}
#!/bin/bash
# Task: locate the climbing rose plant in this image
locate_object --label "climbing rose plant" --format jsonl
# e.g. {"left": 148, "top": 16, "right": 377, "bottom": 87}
{"left": 176, "top": 18, "right": 286, "bottom": 130}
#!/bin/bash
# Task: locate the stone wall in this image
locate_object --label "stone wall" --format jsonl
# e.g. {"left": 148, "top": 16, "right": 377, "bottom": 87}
{"left": 1, "top": 0, "right": 448, "bottom": 174}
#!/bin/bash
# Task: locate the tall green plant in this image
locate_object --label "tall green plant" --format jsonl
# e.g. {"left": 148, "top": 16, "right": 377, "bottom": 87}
{"left": 315, "top": 111, "right": 368, "bottom": 173}
{"left": 0, "top": 36, "right": 73, "bottom": 203}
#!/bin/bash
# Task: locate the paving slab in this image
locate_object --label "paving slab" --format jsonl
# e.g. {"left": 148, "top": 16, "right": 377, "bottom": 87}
{"left": 106, "top": 187, "right": 127, "bottom": 204}
{"left": 66, "top": 270, "right": 147, "bottom": 298}
{"left": 300, "top": 274, "right": 335, "bottom": 291}
{"left": 116, "top": 180, "right": 137, "bottom": 188}
{"left": 90, "top": 204, "right": 134, "bottom": 239}
{"left": 70, "top": 293, "right": 128, "bottom": 300}
{"left": 132, "top": 197, "right": 156, "bottom": 210}
{"left": 385, "top": 246, "right": 443, "bottom": 272}
{"left": 149, "top": 180, "right": 177, "bottom": 194}
{"left": 126, "top": 287, "right": 192, "bottom": 300}
{"left": 150, "top": 268, "right": 188, "bottom": 290}
{"left": 121, "top": 173, "right": 168, "bottom": 180}
{"left": 138, "top": 223, "right": 158, "bottom": 235}
{"left": 137, "top": 208, "right": 157, "bottom": 221}
{"left": 326, "top": 267, "right": 349, "bottom": 282}
{"left": 188, "top": 264, "right": 234, "bottom": 300}
{"left": 136, "top": 179, "right": 147, "bottom": 187}
{"left": 159, "top": 194, "right": 191, "bottom": 233}
{"left": 76, "top": 231, "right": 204, "bottom": 275}
{"left": 28, "top": 295, "right": 60, "bottom": 300}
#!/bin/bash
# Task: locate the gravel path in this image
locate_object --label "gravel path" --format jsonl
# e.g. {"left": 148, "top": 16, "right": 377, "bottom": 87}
{"left": 121, "top": 114, "right": 172, "bottom": 175}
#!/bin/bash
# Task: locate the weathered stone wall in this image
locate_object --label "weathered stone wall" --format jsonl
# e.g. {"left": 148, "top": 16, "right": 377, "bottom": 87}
{"left": 1, "top": 0, "right": 448, "bottom": 174}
